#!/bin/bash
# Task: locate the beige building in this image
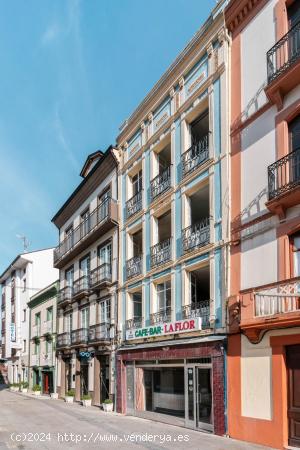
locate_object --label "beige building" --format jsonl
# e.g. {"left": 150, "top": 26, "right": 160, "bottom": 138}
{"left": 28, "top": 281, "right": 58, "bottom": 394}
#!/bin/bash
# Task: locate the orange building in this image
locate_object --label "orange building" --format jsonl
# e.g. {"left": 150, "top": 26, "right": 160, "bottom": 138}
{"left": 225, "top": 0, "right": 300, "bottom": 448}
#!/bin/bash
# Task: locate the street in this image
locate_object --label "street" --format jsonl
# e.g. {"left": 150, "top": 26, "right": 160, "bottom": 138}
{"left": 0, "top": 388, "right": 272, "bottom": 450}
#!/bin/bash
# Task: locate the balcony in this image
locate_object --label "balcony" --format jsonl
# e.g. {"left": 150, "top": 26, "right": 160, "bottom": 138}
{"left": 181, "top": 135, "right": 209, "bottom": 178}
{"left": 125, "top": 317, "right": 143, "bottom": 329}
{"left": 150, "top": 238, "right": 172, "bottom": 268}
{"left": 238, "top": 277, "right": 300, "bottom": 343}
{"left": 126, "top": 255, "right": 142, "bottom": 279}
{"left": 43, "top": 320, "right": 53, "bottom": 335}
{"left": 71, "top": 328, "right": 89, "bottom": 345}
{"left": 57, "top": 286, "right": 73, "bottom": 307}
{"left": 41, "top": 353, "right": 53, "bottom": 366}
{"left": 31, "top": 354, "right": 40, "bottom": 366}
{"left": 266, "top": 22, "right": 300, "bottom": 108}
{"left": 54, "top": 197, "right": 118, "bottom": 268}
{"left": 32, "top": 325, "right": 41, "bottom": 339}
{"left": 266, "top": 148, "right": 300, "bottom": 215}
{"left": 182, "top": 300, "right": 210, "bottom": 329}
{"left": 182, "top": 218, "right": 210, "bottom": 254}
{"left": 73, "top": 275, "right": 90, "bottom": 299}
{"left": 56, "top": 332, "right": 71, "bottom": 348}
{"left": 126, "top": 191, "right": 142, "bottom": 219}
{"left": 88, "top": 323, "right": 111, "bottom": 342}
{"left": 90, "top": 264, "right": 112, "bottom": 289}
{"left": 150, "top": 307, "right": 172, "bottom": 325}
{"left": 150, "top": 166, "right": 171, "bottom": 200}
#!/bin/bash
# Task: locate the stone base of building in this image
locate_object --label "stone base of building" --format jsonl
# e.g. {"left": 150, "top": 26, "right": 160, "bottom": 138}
{"left": 228, "top": 329, "right": 300, "bottom": 449}
{"left": 117, "top": 336, "right": 226, "bottom": 435}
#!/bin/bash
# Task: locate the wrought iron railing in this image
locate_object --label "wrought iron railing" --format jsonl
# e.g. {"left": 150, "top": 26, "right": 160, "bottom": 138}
{"left": 182, "top": 134, "right": 209, "bottom": 177}
{"left": 57, "top": 286, "right": 73, "bottom": 305}
{"left": 126, "top": 255, "right": 142, "bottom": 279}
{"left": 150, "top": 238, "right": 172, "bottom": 268}
{"left": 54, "top": 197, "right": 116, "bottom": 263}
{"left": 150, "top": 166, "right": 171, "bottom": 200}
{"left": 254, "top": 277, "right": 300, "bottom": 317}
{"left": 89, "top": 323, "right": 111, "bottom": 341}
{"left": 71, "top": 328, "right": 89, "bottom": 345}
{"left": 90, "top": 263, "right": 112, "bottom": 287}
{"left": 268, "top": 147, "right": 300, "bottom": 200}
{"left": 43, "top": 321, "right": 53, "bottom": 334}
{"left": 182, "top": 218, "right": 210, "bottom": 253}
{"left": 31, "top": 354, "right": 40, "bottom": 366}
{"left": 73, "top": 275, "right": 90, "bottom": 296}
{"left": 182, "top": 300, "right": 210, "bottom": 329}
{"left": 267, "top": 21, "right": 300, "bottom": 83}
{"left": 57, "top": 332, "right": 71, "bottom": 348}
{"left": 125, "top": 317, "right": 143, "bottom": 329}
{"left": 150, "top": 307, "right": 172, "bottom": 325}
{"left": 126, "top": 190, "right": 143, "bottom": 219}
{"left": 32, "top": 324, "right": 41, "bottom": 338}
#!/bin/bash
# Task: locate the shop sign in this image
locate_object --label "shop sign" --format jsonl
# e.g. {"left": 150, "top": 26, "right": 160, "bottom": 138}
{"left": 79, "top": 351, "right": 93, "bottom": 359}
{"left": 126, "top": 317, "right": 201, "bottom": 341}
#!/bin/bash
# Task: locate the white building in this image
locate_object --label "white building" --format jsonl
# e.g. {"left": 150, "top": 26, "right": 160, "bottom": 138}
{"left": 0, "top": 248, "right": 58, "bottom": 384}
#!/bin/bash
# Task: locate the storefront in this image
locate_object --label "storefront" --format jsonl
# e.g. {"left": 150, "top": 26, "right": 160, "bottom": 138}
{"left": 117, "top": 335, "right": 226, "bottom": 435}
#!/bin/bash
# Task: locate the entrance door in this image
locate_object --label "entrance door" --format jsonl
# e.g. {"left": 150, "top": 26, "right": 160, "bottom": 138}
{"left": 126, "top": 363, "right": 135, "bottom": 414}
{"left": 80, "top": 363, "right": 89, "bottom": 397}
{"left": 185, "top": 365, "right": 213, "bottom": 431}
{"left": 43, "top": 373, "right": 49, "bottom": 394}
{"left": 287, "top": 345, "right": 300, "bottom": 447}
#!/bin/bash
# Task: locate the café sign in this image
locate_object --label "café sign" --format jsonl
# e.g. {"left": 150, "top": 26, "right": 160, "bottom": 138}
{"left": 125, "top": 317, "right": 202, "bottom": 341}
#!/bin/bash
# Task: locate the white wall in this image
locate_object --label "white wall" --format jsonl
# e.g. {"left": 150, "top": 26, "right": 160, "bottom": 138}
{"left": 241, "top": 0, "right": 276, "bottom": 118}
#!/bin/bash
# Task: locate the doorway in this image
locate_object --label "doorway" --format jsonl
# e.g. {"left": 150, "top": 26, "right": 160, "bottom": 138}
{"left": 42, "top": 371, "right": 53, "bottom": 395}
{"left": 287, "top": 344, "right": 300, "bottom": 447}
{"left": 185, "top": 364, "right": 213, "bottom": 431}
{"left": 100, "top": 356, "right": 110, "bottom": 402}
{"left": 80, "top": 362, "right": 89, "bottom": 397}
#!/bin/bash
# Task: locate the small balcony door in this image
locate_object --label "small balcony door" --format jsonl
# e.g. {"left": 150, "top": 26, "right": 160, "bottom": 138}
{"left": 65, "top": 313, "right": 72, "bottom": 334}
{"left": 287, "top": 345, "right": 300, "bottom": 447}
{"left": 80, "top": 209, "right": 90, "bottom": 237}
{"left": 98, "top": 243, "right": 112, "bottom": 278}
{"left": 157, "top": 281, "right": 171, "bottom": 313}
{"left": 132, "top": 170, "right": 142, "bottom": 196}
{"left": 99, "top": 299, "right": 110, "bottom": 324}
{"left": 80, "top": 255, "right": 90, "bottom": 289}
{"left": 65, "top": 267, "right": 74, "bottom": 288}
{"left": 289, "top": 115, "right": 300, "bottom": 185}
{"left": 99, "top": 189, "right": 111, "bottom": 220}
{"left": 81, "top": 307, "right": 89, "bottom": 329}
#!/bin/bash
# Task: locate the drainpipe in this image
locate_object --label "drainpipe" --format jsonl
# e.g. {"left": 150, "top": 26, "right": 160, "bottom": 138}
{"left": 28, "top": 305, "right": 31, "bottom": 388}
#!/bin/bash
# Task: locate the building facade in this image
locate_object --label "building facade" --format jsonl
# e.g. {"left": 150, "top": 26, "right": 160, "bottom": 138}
{"left": 0, "top": 249, "right": 58, "bottom": 385}
{"left": 28, "top": 281, "right": 58, "bottom": 394}
{"left": 116, "top": 0, "right": 230, "bottom": 434}
{"left": 226, "top": 0, "right": 300, "bottom": 448}
{"left": 52, "top": 147, "right": 120, "bottom": 405}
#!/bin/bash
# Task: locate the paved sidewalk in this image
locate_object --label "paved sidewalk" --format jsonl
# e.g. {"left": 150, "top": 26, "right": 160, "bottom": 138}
{"left": 0, "top": 389, "right": 275, "bottom": 449}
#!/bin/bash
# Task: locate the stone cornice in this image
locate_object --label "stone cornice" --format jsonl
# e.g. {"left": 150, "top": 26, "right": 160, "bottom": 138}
{"left": 225, "top": 0, "right": 268, "bottom": 36}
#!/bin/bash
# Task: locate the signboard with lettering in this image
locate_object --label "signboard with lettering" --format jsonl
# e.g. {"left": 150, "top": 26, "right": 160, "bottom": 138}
{"left": 153, "top": 99, "right": 171, "bottom": 132}
{"left": 128, "top": 131, "right": 142, "bottom": 156}
{"left": 185, "top": 59, "right": 208, "bottom": 99}
{"left": 125, "top": 317, "right": 202, "bottom": 341}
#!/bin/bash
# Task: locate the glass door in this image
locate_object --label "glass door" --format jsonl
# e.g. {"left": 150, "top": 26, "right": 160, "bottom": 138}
{"left": 98, "top": 243, "right": 112, "bottom": 278}
{"left": 185, "top": 365, "right": 213, "bottom": 431}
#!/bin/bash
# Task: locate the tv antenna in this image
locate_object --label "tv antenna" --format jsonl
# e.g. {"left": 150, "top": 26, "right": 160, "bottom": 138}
{"left": 16, "top": 234, "right": 30, "bottom": 252}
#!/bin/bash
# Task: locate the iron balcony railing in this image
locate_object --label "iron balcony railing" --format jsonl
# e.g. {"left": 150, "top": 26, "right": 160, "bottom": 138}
{"left": 126, "top": 190, "right": 143, "bottom": 219}
{"left": 267, "top": 20, "right": 300, "bottom": 84}
{"left": 57, "top": 286, "right": 73, "bottom": 305}
{"left": 73, "top": 275, "right": 90, "bottom": 296}
{"left": 182, "top": 134, "right": 209, "bottom": 177}
{"left": 126, "top": 255, "right": 142, "bottom": 279}
{"left": 125, "top": 317, "right": 143, "bottom": 329}
{"left": 31, "top": 354, "right": 40, "bottom": 367}
{"left": 182, "top": 300, "right": 210, "bottom": 329}
{"left": 150, "top": 307, "right": 172, "bottom": 325}
{"left": 90, "top": 263, "right": 112, "bottom": 287}
{"left": 43, "top": 320, "right": 53, "bottom": 335}
{"left": 182, "top": 218, "right": 210, "bottom": 253}
{"left": 268, "top": 147, "right": 300, "bottom": 200}
{"left": 88, "top": 323, "right": 111, "bottom": 341}
{"left": 32, "top": 324, "right": 41, "bottom": 338}
{"left": 254, "top": 277, "right": 300, "bottom": 317}
{"left": 54, "top": 197, "right": 116, "bottom": 263}
{"left": 150, "top": 166, "right": 171, "bottom": 200}
{"left": 150, "top": 238, "right": 172, "bottom": 268}
{"left": 57, "top": 332, "right": 71, "bottom": 348}
{"left": 71, "top": 328, "right": 89, "bottom": 345}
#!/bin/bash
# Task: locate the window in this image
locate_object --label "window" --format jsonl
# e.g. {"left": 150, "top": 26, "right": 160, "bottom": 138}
{"left": 80, "top": 255, "right": 90, "bottom": 277}
{"left": 99, "top": 299, "right": 110, "bottom": 323}
{"left": 46, "top": 307, "right": 53, "bottom": 322}
{"left": 132, "top": 170, "right": 143, "bottom": 196}
{"left": 289, "top": 115, "right": 300, "bottom": 152}
{"left": 98, "top": 242, "right": 112, "bottom": 268}
{"left": 22, "top": 309, "right": 26, "bottom": 322}
{"left": 35, "top": 312, "right": 40, "bottom": 326}
{"left": 65, "top": 225, "right": 74, "bottom": 250}
{"left": 80, "top": 208, "right": 90, "bottom": 236}
{"left": 99, "top": 189, "right": 111, "bottom": 220}
{"left": 288, "top": 1, "right": 300, "bottom": 29}
{"left": 132, "top": 292, "right": 142, "bottom": 318}
{"left": 34, "top": 341, "right": 39, "bottom": 355}
{"left": 23, "top": 339, "right": 26, "bottom": 353}
{"left": 157, "top": 281, "right": 171, "bottom": 311}
{"left": 22, "top": 278, "right": 26, "bottom": 292}
{"left": 65, "top": 313, "right": 72, "bottom": 333}
{"left": 291, "top": 233, "right": 300, "bottom": 277}
{"left": 81, "top": 307, "right": 89, "bottom": 329}
{"left": 65, "top": 266, "right": 74, "bottom": 287}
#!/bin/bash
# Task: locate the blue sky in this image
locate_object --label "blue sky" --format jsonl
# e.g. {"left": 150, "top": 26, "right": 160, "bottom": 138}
{"left": 0, "top": 0, "right": 216, "bottom": 273}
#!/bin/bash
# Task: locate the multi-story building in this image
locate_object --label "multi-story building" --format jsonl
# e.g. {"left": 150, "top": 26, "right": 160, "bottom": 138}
{"left": 226, "top": 0, "right": 300, "bottom": 448}
{"left": 116, "top": 0, "right": 230, "bottom": 434}
{"left": 0, "top": 249, "right": 58, "bottom": 384}
{"left": 28, "top": 281, "right": 58, "bottom": 394}
{"left": 52, "top": 147, "right": 119, "bottom": 405}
